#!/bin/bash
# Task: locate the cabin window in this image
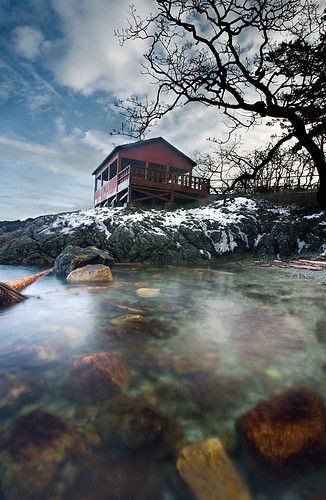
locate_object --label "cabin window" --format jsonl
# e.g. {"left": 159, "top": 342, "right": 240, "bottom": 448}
{"left": 121, "top": 158, "right": 146, "bottom": 171}
{"left": 95, "top": 176, "right": 101, "bottom": 190}
{"left": 169, "top": 167, "right": 189, "bottom": 175}
{"left": 149, "top": 162, "right": 166, "bottom": 171}
{"left": 102, "top": 168, "right": 109, "bottom": 182}
{"left": 109, "top": 159, "right": 117, "bottom": 179}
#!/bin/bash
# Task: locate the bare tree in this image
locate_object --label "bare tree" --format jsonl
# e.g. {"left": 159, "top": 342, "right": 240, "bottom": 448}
{"left": 193, "top": 140, "right": 318, "bottom": 193}
{"left": 115, "top": 1, "right": 326, "bottom": 208}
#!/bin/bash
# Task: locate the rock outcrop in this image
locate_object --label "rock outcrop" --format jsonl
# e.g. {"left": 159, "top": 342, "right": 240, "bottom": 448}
{"left": 54, "top": 245, "right": 114, "bottom": 277}
{"left": 0, "top": 197, "right": 325, "bottom": 266}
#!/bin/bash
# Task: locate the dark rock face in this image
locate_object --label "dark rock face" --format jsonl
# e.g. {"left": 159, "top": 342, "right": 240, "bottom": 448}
{"left": 237, "top": 390, "right": 326, "bottom": 466}
{"left": 54, "top": 245, "right": 114, "bottom": 277}
{"left": 0, "top": 198, "right": 325, "bottom": 266}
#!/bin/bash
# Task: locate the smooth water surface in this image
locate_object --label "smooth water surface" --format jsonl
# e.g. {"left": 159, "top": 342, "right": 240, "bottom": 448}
{"left": 0, "top": 263, "right": 326, "bottom": 499}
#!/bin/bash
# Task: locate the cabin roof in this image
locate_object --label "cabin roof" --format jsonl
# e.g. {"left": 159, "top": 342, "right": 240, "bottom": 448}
{"left": 92, "top": 137, "right": 197, "bottom": 176}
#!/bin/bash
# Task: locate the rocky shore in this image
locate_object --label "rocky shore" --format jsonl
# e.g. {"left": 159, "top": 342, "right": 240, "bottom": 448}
{"left": 0, "top": 196, "right": 325, "bottom": 267}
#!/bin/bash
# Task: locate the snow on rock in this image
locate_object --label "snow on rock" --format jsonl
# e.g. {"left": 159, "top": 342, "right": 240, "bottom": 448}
{"left": 1, "top": 196, "right": 325, "bottom": 266}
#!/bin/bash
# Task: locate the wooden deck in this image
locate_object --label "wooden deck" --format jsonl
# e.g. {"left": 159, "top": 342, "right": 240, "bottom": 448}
{"left": 95, "top": 164, "right": 210, "bottom": 206}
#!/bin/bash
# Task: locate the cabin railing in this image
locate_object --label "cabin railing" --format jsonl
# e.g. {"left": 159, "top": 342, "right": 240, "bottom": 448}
{"left": 117, "top": 165, "right": 210, "bottom": 192}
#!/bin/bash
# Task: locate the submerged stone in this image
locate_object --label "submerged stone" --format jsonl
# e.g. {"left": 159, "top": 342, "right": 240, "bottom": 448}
{"left": 110, "top": 313, "right": 147, "bottom": 325}
{"left": 136, "top": 287, "right": 161, "bottom": 298}
{"left": 96, "top": 395, "right": 185, "bottom": 455}
{"left": 0, "top": 368, "right": 43, "bottom": 417}
{"left": 237, "top": 389, "right": 326, "bottom": 466}
{"left": 176, "top": 437, "right": 252, "bottom": 500}
{"left": 172, "top": 353, "right": 219, "bottom": 375}
{"left": 67, "top": 264, "right": 113, "bottom": 282}
{"left": 63, "top": 352, "right": 130, "bottom": 402}
{"left": 0, "top": 411, "right": 83, "bottom": 500}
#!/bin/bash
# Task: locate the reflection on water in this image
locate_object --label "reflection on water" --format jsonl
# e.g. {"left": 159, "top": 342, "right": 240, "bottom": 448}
{"left": 0, "top": 263, "right": 326, "bottom": 499}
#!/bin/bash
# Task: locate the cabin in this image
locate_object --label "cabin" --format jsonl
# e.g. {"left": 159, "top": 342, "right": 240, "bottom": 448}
{"left": 92, "top": 137, "right": 210, "bottom": 207}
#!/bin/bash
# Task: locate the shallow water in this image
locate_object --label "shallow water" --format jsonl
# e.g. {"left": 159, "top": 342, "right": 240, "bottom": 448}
{"left": 1, "top": 263, "right": 326, "bottom": 499}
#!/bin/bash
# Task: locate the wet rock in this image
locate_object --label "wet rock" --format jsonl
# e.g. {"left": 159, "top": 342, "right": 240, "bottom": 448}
{"left": 54, "top": 245, "right": 114, "bottom": 277}
{"left": 176, "top": 437, "right": 253, "bottom": 500}
{"left": 172, "top": 353, "right": 219, "bottom": 375}
{"left": 0, "top": 368, "right": 43, "bottom": 417}
{"left": 0, "top": 411, "right": 83, "bottom": 500}
{"left": 315, "top": 319, "right": 326, "bottom": 343}
{"left": 136, "top": 287, "right": 161, "bottom": 298}
{"left": 190, "top": 373, "right": 249, "bottom": 416}
{"left": 66, "top": 264, "right": 113, "bottom": 282}
{"left": 147, "top": 318, "right": 179, "bottom": 338}
{"left": 63, "top": 352, "right": 130, "bottom": 402}
{"left": 110, "top": 313, "right": 147, "bottom": 325}
{"left": 107, "top": 322, "right": 151, "bottom": 340}
{"left": 96, "top": 395, "right": 185, "bottom": 455}
{"left": 237, "top": 389, "right": 326, "bottom": 466}
{"left": 62, "top": 452, "right": 172, "bottom": 500}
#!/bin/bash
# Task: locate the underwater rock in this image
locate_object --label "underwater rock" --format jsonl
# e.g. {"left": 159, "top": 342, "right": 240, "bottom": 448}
{"left": 136, "top": 287, "right": 161, "bottom": 298}
{"left": 63, "top": 352, "right": 130, "bottom": 401}
{"left": 315, "top": 319, "right": 326, "bottom": 344}
{"left": 172, "top": 353, "right": 219, "bottom": 375}
{"left": 62, "top": 452, "right": 171, "bottom": 500}
{"left": 110, "top": 313, "right": 147, "bottom": 325}
{"left": 176, "top": 437, "right": 253, "bottom": 500}
{"left": 0, "top": 368, "right": 43, "bottom": 417}
{"left": 237, "top": 389, "right": 326, "bottom": 466}
{"left": 190, "top": 373, "right": 249, "bottom": 416}
{"left": 0, "top": 411, "right": 83, "bottom": 500}
{"left": 0, "top": 343, "right": 59, "bottom": 369}
{"left": 54, "top": 245, "right": 115, "bottom": 277}
{"left": 96, "top": 395, "right": 185, "bottom": 455}
{"left": 66, "top": 264, "right": 113, "bottom": 282}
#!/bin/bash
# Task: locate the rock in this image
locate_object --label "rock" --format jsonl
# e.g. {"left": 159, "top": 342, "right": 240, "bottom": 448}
{"left": 176, "top": 437, "right": 252, "bottom": 500}
{"left": 0, "top": 368, "right": 43, "bottom": 417}
{"left": 237, "top": 389, "right": 326, "bottom": 466}
{"left": 0, "top": 411, "right": 83, "bottom": 500}
{"left": 172, "top": 353, "right": 219, "bottom": 375}
{"left": 136, "top": 287, "right": 161, "bottom": 298}
{"left": 110, "top": 313, "right": 147, "bottom": 325}
{"left": 96, "top": 395, "right": 185, "bottom": 455}
{"left": 63, "top": 352, "right": 130, "bottom": 402}
{"left": 189, "top": 373, "right": 249, "bottom": 416}
{"left": 62, "top": 453, "right": 169, "bottom": 500}
{"left": 66, "top": 264, "right": 113, "bottom": 282}
{"left": 54, "top": 245, "right": 114, "bottom": 277}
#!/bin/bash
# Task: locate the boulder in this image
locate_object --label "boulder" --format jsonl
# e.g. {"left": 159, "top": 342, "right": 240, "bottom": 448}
{"left": 176, "top": 437, "right": 252, "bottom": 500}
{"left": 66, "top": 264, "right": 113, "bottom": 282}
{"left": 54, "top": 245, "right": 114, "bottom": 277}
{"left": 237, "top": 389, "right": 326, "bottom": 466}
{"left": 0, "top": 411, "right": 83, "bottom": 499}
{"left": 63, "top": 352, "right": 130, "bottom": 402}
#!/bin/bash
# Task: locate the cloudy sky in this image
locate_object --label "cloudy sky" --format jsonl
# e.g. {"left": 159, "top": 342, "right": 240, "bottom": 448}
{"left": 0, "top": 0, "right": 277, "bottom": 221}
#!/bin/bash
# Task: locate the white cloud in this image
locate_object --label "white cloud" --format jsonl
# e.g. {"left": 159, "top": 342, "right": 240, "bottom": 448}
{"left": 12, "top": 26, "right": 45, "bottom": 60}
{"left": 49, "top": 0, "right": 153, "bottom": 96}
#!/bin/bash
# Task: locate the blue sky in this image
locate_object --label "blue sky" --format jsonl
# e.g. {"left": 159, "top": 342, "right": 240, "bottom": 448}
{"left": 0, "top": 0, "right": 278, "bottom": 221}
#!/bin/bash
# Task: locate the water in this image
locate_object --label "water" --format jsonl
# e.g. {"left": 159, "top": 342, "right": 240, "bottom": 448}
{"left": 0, "top": 263, "right": 326, "bottom": 499}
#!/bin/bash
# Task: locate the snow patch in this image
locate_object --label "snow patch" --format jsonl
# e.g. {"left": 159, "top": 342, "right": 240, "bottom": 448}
{"left": 297, "top": 238, "right": 309, "bottom": 253}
